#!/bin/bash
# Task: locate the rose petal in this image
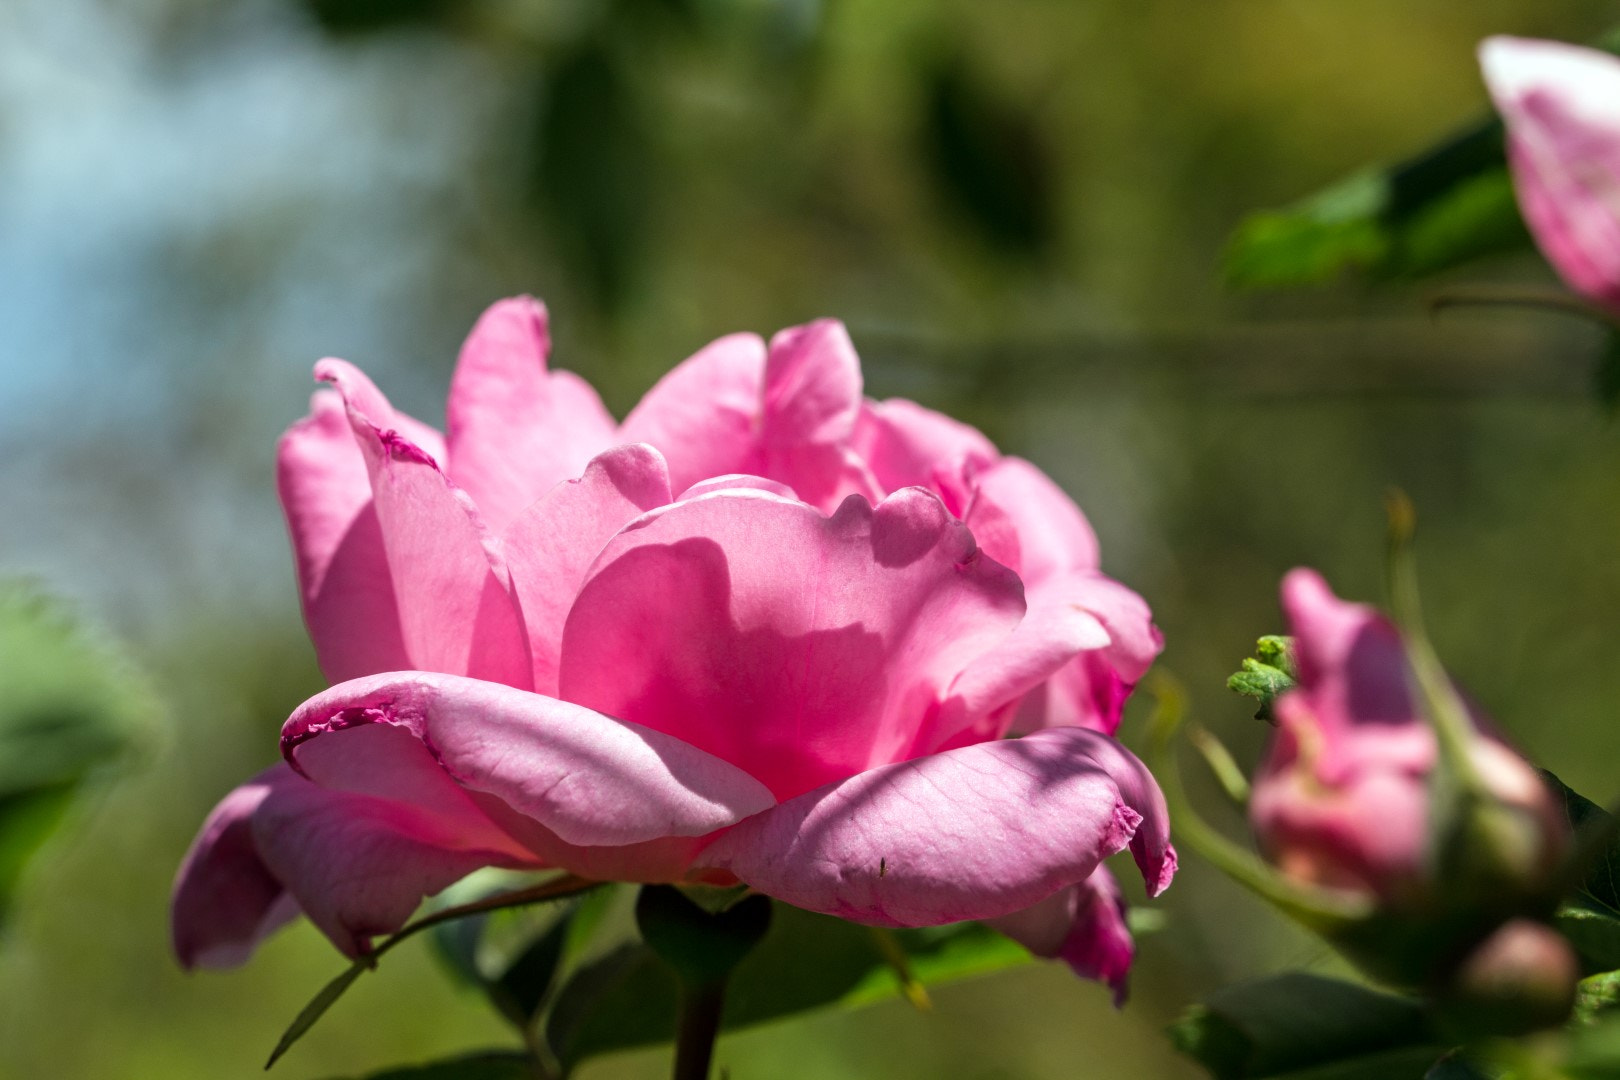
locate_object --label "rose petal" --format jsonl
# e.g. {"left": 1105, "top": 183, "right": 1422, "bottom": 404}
{"left": 283, "top": 671, "right": 777, "bottom": 848}
{"left": 502, "top": 444, "right": 673, "bottom": 695}
{"left": 989, "top": 867, "right": 1135, "bottom": 1005}
{"left": 619, "top": 332, "right": 767, "bottom": 495}
{"left": 444, "top": 297, "right": 618, "bottom": 532}
{"left": 322, "top": 361, "right": 530, "bottom": 687}
{"left": 698, "top": 726, "right": 1175, "bottom": 926}
{"left": 758, "top": 320, "right": 879, "bottom": 510}
{"left": 852, "top": 398, "right": 999, "bottom": 496}
{"left": 559, "top": 487, "right": 1026, "bottom": 799}
{"left": 966, "top": 456, "right": 1101, "bottom": 581}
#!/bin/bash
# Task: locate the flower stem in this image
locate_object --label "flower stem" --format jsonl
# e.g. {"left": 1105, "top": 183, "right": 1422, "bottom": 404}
{"left": 672, "top": 981, "right": 726, "bottom": 1080}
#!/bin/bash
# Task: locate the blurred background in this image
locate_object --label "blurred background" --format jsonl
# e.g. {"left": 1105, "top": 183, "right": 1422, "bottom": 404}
{"left": 4, "top": 1, "right": 1620, "bottom": 1077}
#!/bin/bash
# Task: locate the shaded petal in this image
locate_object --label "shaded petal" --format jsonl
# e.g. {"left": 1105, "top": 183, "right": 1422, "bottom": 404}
{"left": 171, "top": 762, "right": 524, "bottom": 965}
{"left": 852, "top": 398, "right": 999, "bottom": 496}
{"left": 171, "top": 766, "right": 301, "bottom": 970}
{"left": 444, "top": 297, "right": 618, "bottom": 532}
{"left": 321, "top": 360, "right": 531, "bottom": 687}
{"left": 619, "top": 333, "right": 767, "bottom": 495}
{"left": 698, "top": 726, "right": 1175, "bottom": 926}
{"left": 988, "top": 867, "right": 1135, "bottom": 1005}
{"left": 283, "top": 672, "right": 777, "bottom": 849}
{"left": 1481, "top": 37, "right": 1620, "bottom": 310}
{"left": 502, "top": 444, "right": 673, "bottom": 695}
{"left": 559, "top": 488, "right": 1026, "bottom": 799}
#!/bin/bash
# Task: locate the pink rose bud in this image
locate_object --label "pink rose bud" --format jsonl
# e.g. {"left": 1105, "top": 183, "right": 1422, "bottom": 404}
{"left": 1249, "top": 570, "right": 1564, "bottom": 911}
{"left": 1480, "top": 36, "right": 1620, "bottom": 312}
{"left": 1438, "top": 919, "right": 1579, "bottom": 1037}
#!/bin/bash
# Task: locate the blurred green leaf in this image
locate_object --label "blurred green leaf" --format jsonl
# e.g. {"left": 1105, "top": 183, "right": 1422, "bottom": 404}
{"left": 1422, "top": 1051, "right": 1507, "bottom": 1080}
{"left": 532, "top": 42, "right": 656, "bottom": 313}
{"left": 1559, "top": 908, "right": 1620, "bottom": 975}
{"left": 923, "top": 58, "right": 1054, "bottom": 257}
{"left": 1578, "top": 971, "right": 1620, "bottom": 1025}
{"left": 266, "top": 961, "right": 368, "bottom": 1070}
{"left": 1167, "top": 973, "right": 1438, "bottom": 1079}
{"left": 546, "top": 904, "right": 1030, "bottom": 1072}
{"left": 1223, "top": 117, "right": 1530, "bottom": 290}
{"left": 324, "top": 1051, "right": 533, "bottom": 1079}
{"left": 0, "top": 583, "right": 150, "bottom": 924}
{"left": 636, "top": 885, "right": 772, "bottom": 989}
{"left": 1539, "top": 771, "right": 1620, "bottom": 919}
{"left": 299, "top": 0, "right": 456, "bottom": 35}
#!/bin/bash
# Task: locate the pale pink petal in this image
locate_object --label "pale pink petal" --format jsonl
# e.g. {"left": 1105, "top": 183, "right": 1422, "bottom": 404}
{"left": 698, "top": 726, "right": 1175, "bottom": 926}
{"left": 989, "top": 867, "right": 1135, "bottom": 1004}
{"left": 966, "top": 456, "right": 1100, "bottom": 581}
{"left": 283, "top": 672, "right": 777, "bottom": 849}
{"left": 676, "top": 474, "right": 798, "bottom": 501}
{"left": 444, "top": 297, "right": 618, "bottom": 532}
{"left": 1481, "top": 37, "right": 1620, "bottom": 310}
{"left": 619, "top": 333, "right": 768, "bottom": 495}
{"left": 502, "top": 444, "right": 673, "bottom": 695}
{"left": 559, "top": 488, "right": 1026, "bottom": 799}
{"left": 324, "top": 364, "right": 531, "bottom": 687}
{"left": 852, "top": 398, "right": 999, "bottom": 496}
{"left": 276, "top": 391, "right": 409, "bottom": 682}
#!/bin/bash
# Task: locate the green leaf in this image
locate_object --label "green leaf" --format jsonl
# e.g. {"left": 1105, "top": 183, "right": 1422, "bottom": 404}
{"left": 1167, "top": 973, "right": 1438, "bottom": 1080}
{"left": 487, "top": 910, "right": 573, "bottom": 1026}
{"left": 546, "top": 904, "right": 1032, "bottom": 1072}
{"left": 0, "top": 583, "right": 151, "bottom": 924}
{"left": 323, "top": 1051, "right": 534, "bottom": 1079}
{"left": 265, "top": 961, "right": 367, "bottom": 1070}
{"left": 1540, "top": 771, "right": 1620, "bottom": 917}
{"left": 1226, "top": 636, "right": 1297, "bottom": 722}
{"left": 1579, "top": 971, "right": 1620, "bottom": 1025}
{"left": 1223, "top": 117, "right": 1529, "bottom": 291}
{"left": 1560, "top": 907, "right": 1620, "bottom": 975}
{"left": 635, "top": 886, "right": 772, "bottom": 989}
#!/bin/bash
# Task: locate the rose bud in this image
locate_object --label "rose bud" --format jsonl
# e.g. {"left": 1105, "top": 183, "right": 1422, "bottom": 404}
{"left": 1436, "top": 918, "right": 1579, "bottom": 1038}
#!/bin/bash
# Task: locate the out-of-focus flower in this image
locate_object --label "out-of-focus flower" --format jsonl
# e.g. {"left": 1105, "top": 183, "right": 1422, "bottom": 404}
{"left": 1250, "top": 569, "right": 1564, "bottom": 909}
{"left": 1481, "top": 36, "right": 1620, "bottom": 312}
{"left": 172, "top": 297, "right": 1171, "bottom": 999}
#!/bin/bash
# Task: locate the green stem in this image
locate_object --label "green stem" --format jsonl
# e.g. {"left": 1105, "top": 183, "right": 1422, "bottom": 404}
{"left": 672, "top": 981, "right": 726, "bottom": 1080}
{"left": 1426, "top": 286, "right": 1620, "bottom": 329}
{"left": 1188, "top": 723, "right": 1252, "bottom": 807}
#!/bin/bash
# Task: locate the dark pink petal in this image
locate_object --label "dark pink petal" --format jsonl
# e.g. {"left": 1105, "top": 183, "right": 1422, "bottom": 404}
{"left": 852, "top": 398, "right": 999, "bottom": 496}
{"left": 1481, "top": 38, "right": 1620, "bottom": 310}
{"left": 322, "top": 361, "right": 531, "bottom": 687}
{"left": 989, "top": 867, "right": 1135, "bottom": 1004}
{"left": 444, "top": 297, "right": 618, "bottom": 532}
{"left": 502, "top": 444, "right": 673, "bottom": 695}
{"left": 283, "top": 672, "right": 777, "bottom": 849}
{"left": 559, "top": 488, "right": 1026, "bottom": 799}
{"left": 698, "top": 726, "right": 1175, "bottom": 926}
{"left": 619, "top": 333, "right": 768, "bottom": 495}
{"left": 171, "top": 767, "right": 302, "bottom": 970}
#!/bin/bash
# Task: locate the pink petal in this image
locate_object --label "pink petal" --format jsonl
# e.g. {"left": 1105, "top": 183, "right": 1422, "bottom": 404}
{"left": 558, "top": 488, "right": 1026, "bottom": 799}
{"left": 989, "top": 867, "right": 1135, "bottom": 1005}
{"left": 171, "top": 766, "right": 302, "bottom": 970}
{"left": 323, "top": 362, "right": 531, "bottom": 687}
{"left": 758, "top": 321, "right": 879, "bottom": 510}
{"left": 852, "top": 398, "right": 999, "bottom": 496}
{"left": 619, "top": 332, "right": 768, "bottom": 496}
{"left": 698, "top": 726, "right": 1175, "bottom": 926}
{"left": 444, "top": 297, "right": 618, "bottom": 532}
{"left": 1480, "top": 37, "right": 1620, "bottom": 310}
{"left": 502, "top": 444, "right": 673, "bottom": 695}
{"left": 276, "top": 391, "right": 410, "bottom": 682}
{"left": 171, "top": 762, "right": 524, "bottom": 965}
{"left": 965, "top": 456, "right": 1101, "bottom": 582}
{"left": 283, "top": 672, "right": 777, "bottom": 849}
{"left": 676, "top": 474, "right": 799, "bottom": 501}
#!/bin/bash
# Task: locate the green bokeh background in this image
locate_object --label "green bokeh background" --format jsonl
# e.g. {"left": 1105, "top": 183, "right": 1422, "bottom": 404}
{"left": 3, "top": 2, "right": 1619, "bottom": 1077}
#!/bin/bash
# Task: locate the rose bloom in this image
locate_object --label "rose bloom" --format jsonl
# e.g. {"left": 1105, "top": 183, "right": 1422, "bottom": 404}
{"left": 172, "top": 298, "right": 1173, "bottom": 1000}
{"left": 1250, "top": 569, "right": 1562, "bottom": 908}
{"left": 1481, "top": 36, "right": 1620, "bottom": 313}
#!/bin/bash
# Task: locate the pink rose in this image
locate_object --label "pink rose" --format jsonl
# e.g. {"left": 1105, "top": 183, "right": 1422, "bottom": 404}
{"left": 1480, "top": 36, "right": 1620, "bottom": 312}
{"left": 1249, "top": 569, "right": 1561, "bottom": 907}
{"left": 172, "top": 298, "right": 1171, "bottom": 998}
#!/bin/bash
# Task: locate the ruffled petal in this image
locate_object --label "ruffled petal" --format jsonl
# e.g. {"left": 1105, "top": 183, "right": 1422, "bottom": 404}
{"left": 444, "top": 297, "right": 618, "bottom": 532}
{"left": 758, "top": 320, "right": 879, "bottom": 510}
{"left": 559, "top": 487, "right": 1026, "bottom": 799}
{"left": 852, "top": 398, "right": 999, "bottom": 496}
{"left": 988, "top": 867, "right": 1135, "bottom": 1004}
{"left": 698, "top": 726, "right": 1175, "bottom": 926}
{"left": 619, "top": 332, "right": 767, "bottom": 496}
{"left": 965, "top": 456, "right": 1100, "bottom": 582}
{"left": 502, "top": 444, "right": 673, "bottom": 695}
{"left": 282, "top": 672, "right": 777, "bottom": 849}
{"left": 320, "top": 359, "right": 531, "bottom": 688}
